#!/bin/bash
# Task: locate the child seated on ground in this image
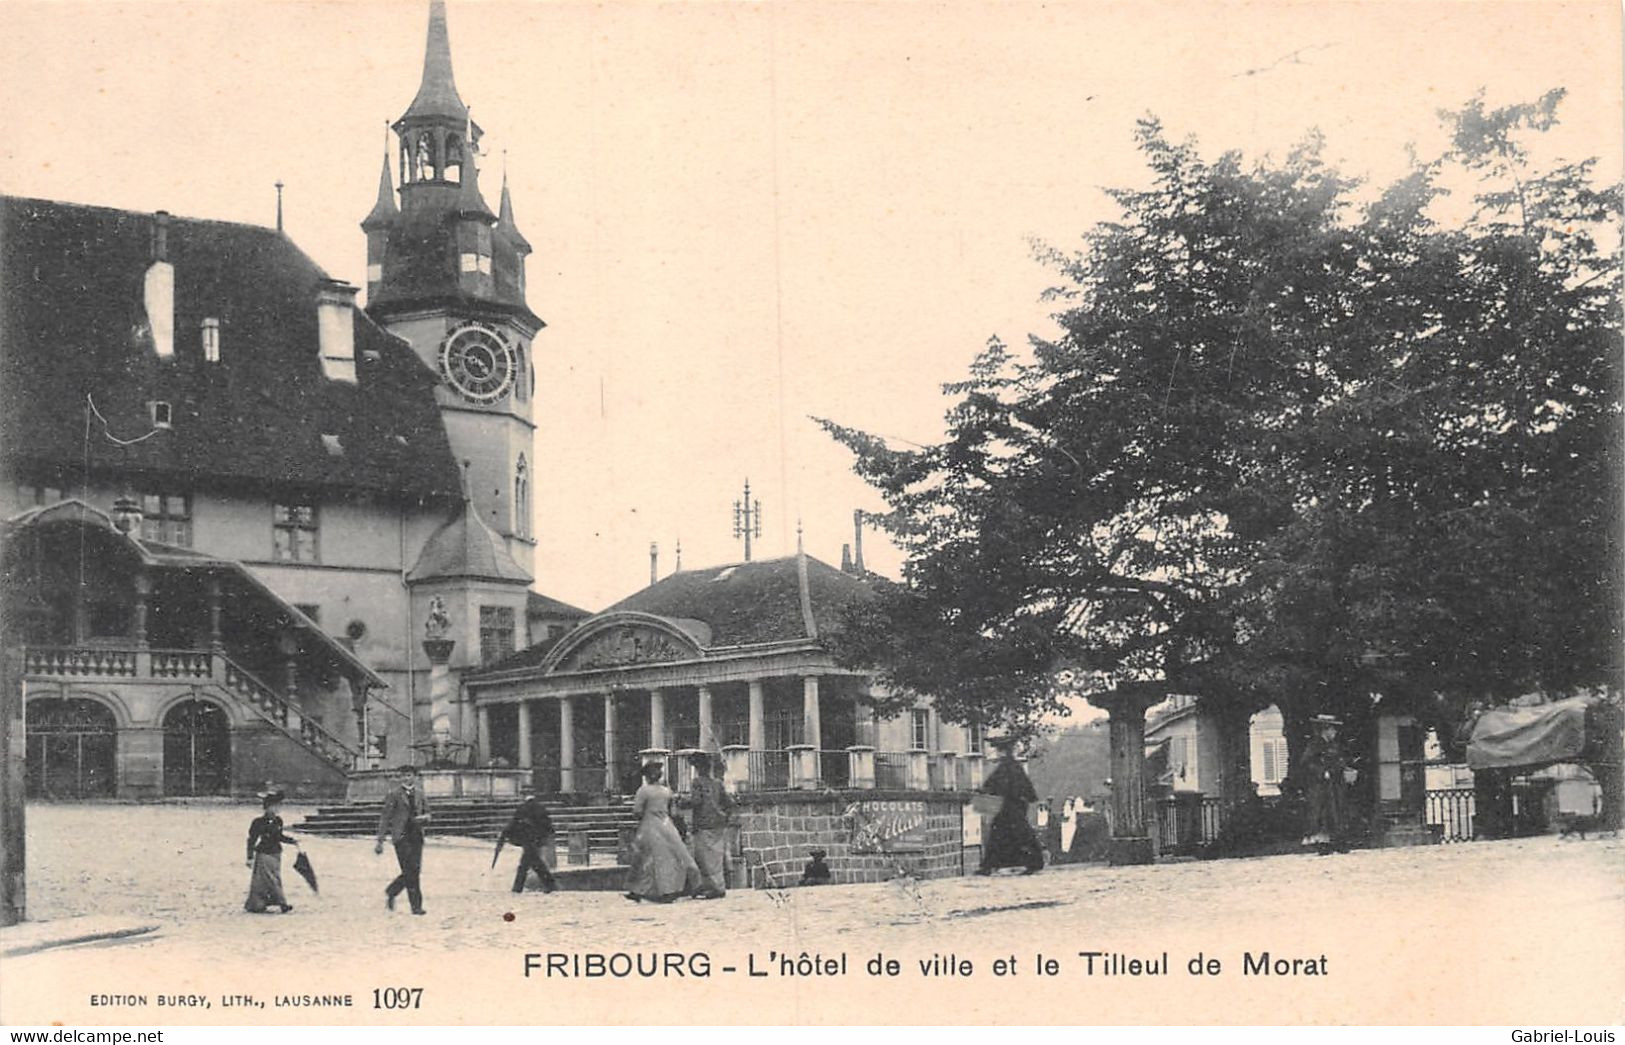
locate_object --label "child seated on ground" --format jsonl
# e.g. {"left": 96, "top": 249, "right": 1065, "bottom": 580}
{"left": 799, "top": 849, "right": 832, "bottom": 886}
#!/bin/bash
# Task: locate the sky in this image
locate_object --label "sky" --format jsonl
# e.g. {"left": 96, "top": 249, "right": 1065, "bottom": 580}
{"left": 2, "top": 0, "right": 1620, "bottom": 617}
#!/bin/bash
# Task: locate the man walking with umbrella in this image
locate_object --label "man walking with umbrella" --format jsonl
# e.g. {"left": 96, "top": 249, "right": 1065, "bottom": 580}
{"left": 376, "top": 765, "right": 431, "bottom": 914}
{"left": 498, "top": 785, "right": 558, "bottom": 893}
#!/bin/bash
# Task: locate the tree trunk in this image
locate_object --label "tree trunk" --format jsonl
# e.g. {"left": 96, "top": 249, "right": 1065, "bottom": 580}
{"left": 1210, "top": 701, "right": 1258, "bottom": 808}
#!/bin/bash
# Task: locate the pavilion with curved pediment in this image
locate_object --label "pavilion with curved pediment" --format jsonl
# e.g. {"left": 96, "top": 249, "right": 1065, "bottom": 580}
{"left": 463, "top": 550, "right": 988, "bottom": 797}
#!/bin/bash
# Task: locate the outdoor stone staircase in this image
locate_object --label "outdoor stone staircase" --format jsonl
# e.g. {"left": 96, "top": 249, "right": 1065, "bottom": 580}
{"left": 296, "top": 798, "right": 638, "bottom": 853}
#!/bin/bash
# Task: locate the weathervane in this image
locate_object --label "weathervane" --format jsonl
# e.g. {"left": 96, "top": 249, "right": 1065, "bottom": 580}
{"left": 732, "top": 479, "right": 763, "bottom": 562}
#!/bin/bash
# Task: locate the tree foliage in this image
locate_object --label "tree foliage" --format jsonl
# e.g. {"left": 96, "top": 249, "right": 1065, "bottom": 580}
{"left": 821, "top": 93, "right": 1622, "bottom": 750}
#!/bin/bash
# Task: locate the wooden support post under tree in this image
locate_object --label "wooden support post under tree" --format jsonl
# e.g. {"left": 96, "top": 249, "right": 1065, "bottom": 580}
{"left": 1088, "top": 682, "right": 1164, "bottom": 866}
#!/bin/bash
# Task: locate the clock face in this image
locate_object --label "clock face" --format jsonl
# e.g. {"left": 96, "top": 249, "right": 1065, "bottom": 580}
{"left": 439, "top": 324, "right": 516, "bottom": 404}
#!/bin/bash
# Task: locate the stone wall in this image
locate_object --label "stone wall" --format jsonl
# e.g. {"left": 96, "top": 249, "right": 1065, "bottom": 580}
{"left": 731, "top": 790, "right": 970, "bottom": 887}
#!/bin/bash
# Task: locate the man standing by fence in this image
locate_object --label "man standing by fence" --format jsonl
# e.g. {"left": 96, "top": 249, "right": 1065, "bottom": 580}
{"left": 681, "top": 752, "right": 734, "bottom": 899}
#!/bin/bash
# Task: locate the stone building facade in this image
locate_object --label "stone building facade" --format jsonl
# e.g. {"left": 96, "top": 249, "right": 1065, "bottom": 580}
{"left": 0, "top": 2, "right": 584, "bottom": 795}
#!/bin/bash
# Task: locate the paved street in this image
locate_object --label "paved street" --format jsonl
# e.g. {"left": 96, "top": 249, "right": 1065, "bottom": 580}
{"left": 2, "top": 803, "right": 1621, "bottom": 1026}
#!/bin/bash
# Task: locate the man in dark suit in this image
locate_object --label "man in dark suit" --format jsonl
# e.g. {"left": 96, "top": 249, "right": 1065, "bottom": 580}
{"left": 500, "top": 786, "right": 558, "bottom": 894}
{"left": 375, "top": 765, "right": 431, "bottom": 914}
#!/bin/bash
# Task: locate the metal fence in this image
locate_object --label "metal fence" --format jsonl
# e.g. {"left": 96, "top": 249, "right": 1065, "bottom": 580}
{"left": 1426, "top": 786, "right": 1476, "bottom": 843}
{"left": 743, "top": 749, "right": 790, "bottom": 792}
{"left": 819, "top": 750, "right": 852, "bottom": 789}
{"left": 875, "top": 751, "right": 911, "bottom": 790}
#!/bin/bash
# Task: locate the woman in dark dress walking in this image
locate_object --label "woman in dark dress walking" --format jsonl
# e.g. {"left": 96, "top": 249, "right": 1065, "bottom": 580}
{"left": 977, "top": 736, "right": 1045, "bottom": 875}
{"left": 244, "top": 791, "right": 298, "bottom": 913}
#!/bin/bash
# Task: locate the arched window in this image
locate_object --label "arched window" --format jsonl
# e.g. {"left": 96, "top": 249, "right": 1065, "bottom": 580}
{"left": 163, "top": 699, "right": 230, "bottom": 796}
{"left": 443, "top": 135, "right": 463, "bottom": 185}
{"left": 514, "top": 343, "right": 527, "bottom": 403}
{"left": 26, "top": 697, "right": 117, "bottom": 798}
{"left": 514, "top": 455, "right": 530, "bottom": 539}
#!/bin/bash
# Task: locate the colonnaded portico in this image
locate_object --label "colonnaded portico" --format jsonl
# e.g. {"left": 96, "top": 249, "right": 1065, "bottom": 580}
{"left": 463, "top": 555, "right": 986, "bottom": 798}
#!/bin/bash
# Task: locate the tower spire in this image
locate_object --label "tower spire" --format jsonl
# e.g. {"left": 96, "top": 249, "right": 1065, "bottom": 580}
{"left": 400, "top": 0, "right": 468, "bottom": 124}
{"left": 497, "top": 164, "right": 531, "bottom": 252}
{"left": 362, "top": 146, "right": 398, "bottom": 229}
{"left": 457, "top": 146, "right": 495, "bottom": 220}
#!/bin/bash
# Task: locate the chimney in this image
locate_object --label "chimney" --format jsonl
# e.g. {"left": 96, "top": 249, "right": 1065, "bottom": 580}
{"left": 852, "top": 509, "right": 866, "bottom": 573}
{"left": 649, "top": 542, "right": 658, "bottom": 586}
{"left": 151, "top": 211, "right": 170, "bottom": 261}
{"left": 841, "top": 543, "right": 853, "bottom": 573}
{"left": 145, "top": 212, "right": 174, "bottom": 358}
{"left": 316, "top": 279, "right": 359, "bottom": 383}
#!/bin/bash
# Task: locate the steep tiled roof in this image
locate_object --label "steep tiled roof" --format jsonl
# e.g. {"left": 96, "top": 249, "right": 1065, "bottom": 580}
{"left": 407, "top": 499, "right": 531, "bottom": 584}
{"left": 527, "top": 591, "right": 590, "bottom": 619}
{"left": 605, "top": 554, "right": 873, "bottom": 647}
{"left": 0, "top": 196, "right": 462, "bottom": 503}
{"left": 468, "top": 631, "right": 567, "bottom": 675}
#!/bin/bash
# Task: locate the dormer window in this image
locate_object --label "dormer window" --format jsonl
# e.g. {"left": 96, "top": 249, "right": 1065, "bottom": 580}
{"left": 200, "top": 318, "right": 221, "bottom": 362}
{"left": 460, "top": 252, "right": 479, "bottom": 273}
{"left": 150, "top": 401, "right": 173, "bottom": 428}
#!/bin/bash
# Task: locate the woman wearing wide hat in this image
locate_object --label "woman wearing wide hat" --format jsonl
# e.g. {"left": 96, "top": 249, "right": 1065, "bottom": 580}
{"left": 976, "top": 734, "right": 1046, "bottom": 875}
{"left": 1302, "top": 715, "right": 1352, "bottom": 854}
{"left": 244, "top": 790, "right": 298, "bottom": 913}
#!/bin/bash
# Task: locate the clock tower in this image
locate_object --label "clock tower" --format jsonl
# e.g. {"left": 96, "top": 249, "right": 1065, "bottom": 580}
{"left": 363, "top": 0, "right": 539, "bottom": 576}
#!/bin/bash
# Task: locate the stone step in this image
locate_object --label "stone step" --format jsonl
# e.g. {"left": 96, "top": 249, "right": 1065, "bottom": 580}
{"left": 296, "top": 799, "right": 637, "bottom": 850}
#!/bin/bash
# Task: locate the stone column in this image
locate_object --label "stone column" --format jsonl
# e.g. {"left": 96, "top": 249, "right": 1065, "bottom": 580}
{"left": 672, "top": 747, "right": 702, "bottom": 793}
{"left": 1088, "top": 684, "right": 1163, "bottom": 866}
{"left": 206, "top": 576, "right": 224, "bottom": 652}
{"left": 847, "top": 745, "right": 876, "bottom": 789}
{"left": 559, "top": 695, "right": 576, "bottom": 793}
{"left": 802, "top": 675, "right": 822, "bottom": 750}
{"left": 787, "top": 743, "right": 818, "bottom": 789}
{"left": 697, "top": 685, "right": 715, "bottom": 751}
{"left": 747, "top": 679, "right": 766, "bottom": 750}
{"left": 940, "top": 751, "right": 959, "bottom": 791}
{"left": 907, "top": 750, "right": 930, "bottom": 791}
{"left": 422, "top": 636, "right": 456, "bottom": 765}
{"left": 131, "top": 570, "right": 150, "bottom": 648}
{"left": 516, "top": 700, "right": 533, "bottom": 769}
{"left": 722, "top": 744, "right": 750, "bottom": 793}
{"left": 476, "top": 704, "right": 492, "bottom": 764}
{"left": 602, "top": 692, "right": 618, "bottom": 791}
{"left": 649, "top": 689, "right": 666, "bottom": 750}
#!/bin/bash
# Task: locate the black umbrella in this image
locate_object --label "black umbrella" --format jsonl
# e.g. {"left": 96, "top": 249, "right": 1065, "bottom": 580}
{"left": 292, "top": 850, "right": 319, "bottom": 894}
{"left": 491, "top": 835, "right": 507, "bottom": 869}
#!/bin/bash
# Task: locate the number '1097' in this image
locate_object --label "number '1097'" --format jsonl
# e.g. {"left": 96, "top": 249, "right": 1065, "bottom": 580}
{"left": 373, "top": 987, "right": 423, "bottom": 1009}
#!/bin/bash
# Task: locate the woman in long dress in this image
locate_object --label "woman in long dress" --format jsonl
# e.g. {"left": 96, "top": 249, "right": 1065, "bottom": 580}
{"left": 1302, "top": 716, "right": 1352, "bottom": 854}
{"left": 244, "top": 791, "right": 297, "bottom": 913}
{"left": 625, "top": 762, "right": 701, "bottom": 903}
{"left": 977, "top": 737, "right": 1045, "bottom": 875}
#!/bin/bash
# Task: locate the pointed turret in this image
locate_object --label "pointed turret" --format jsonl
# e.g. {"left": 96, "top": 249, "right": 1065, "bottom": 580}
{"left": 399, "top": 0, "right": 468, "bottom": 125}
{"left": 362, "top": 150, "right": 399, "bottom": 230}
{"left": 456, "top": 150, "right": 496, "bottom": 222}
{"left": 496, "top": 171, "right": 531, "bottom": 253}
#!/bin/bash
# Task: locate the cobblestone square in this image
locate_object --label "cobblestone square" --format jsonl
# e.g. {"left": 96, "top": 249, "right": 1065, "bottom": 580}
{"left": 2, "top": 803, "right": 1620, "bottom": 1025}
